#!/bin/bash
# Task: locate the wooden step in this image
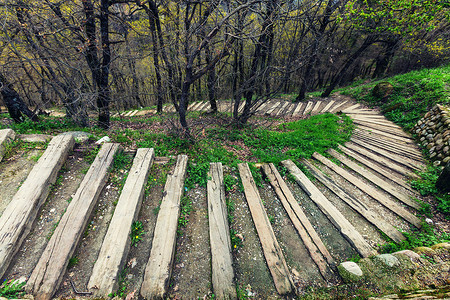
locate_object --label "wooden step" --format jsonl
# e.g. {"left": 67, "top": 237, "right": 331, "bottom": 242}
{"left": 312, "top": 152, "right": 421, "bottom": 228}
{"left": 350, "top": 138, "right": 424, "bottom": 172}
{"left": 187, "top": 102, "right": 197, "bottom": 110}
{"left": 88, "top": 148, "right": 155, "bottom": 297}
{"left": 353, "top": 132, "right": 424, "bottom": 162}
{"left": 276, "top": 101, "right": 290, "bottom": 116}
{"left": 26, "top": 143, "right": 120, "bottom": 300}
{"left": 303, "top": 101, "right": 314, "bottom": 114}
{"left": 356, "top": 125, "right": 415, "bottom": 144}
{"left": 338, "top": 145, "right": 414, "bottom": 192}
{"left": 346, "top": 109, "right": 380, "bottom": 115}
{"left": 282, "top": 103, "right": 295, "bottom": 116}
{"left": 140, "top": 155, "right": 188, "bottom": 299}
{"left": 265, "top": 101, "right": 282, "bottom": 115}
{"left": 207, "top": 163, "right": 237, "bottom": 299}
{"left": 327, "top": 149, "right": 420, "bottom": 209}
{"left": 292, "top": 102, "right": 304, "bottom": 116}
{"left": 311, "top": 101, "right": 322, "bottom": 114}
{"left": 262, "top": 163, "right": 333, "bottom": 280}
{"left": 302, "top": 160, "right": 405, "bottom": 243}
{"left": 198, "top": 101, "right": 210, "bottom": 111}
{"left": 320, "top": 100, "right": 335, "bottom": 113}
{"left": 281, "top": 160, "right": 376, "bottom": 258}
{"left": 0, "top": 129, "right": 16, "bottom": 162}
{"left": 191, "top": 102, "right": 203, "bottom": 111}
{"left": 0, "top": 134, "right": 74, "bottom": 279}
{"left": 352, "top": 117, "right": 403, "bottom": 129}
{"left": 329, "top": 100, "right": 348, "bottom": 113}
{"left": 345, "top": 142, "right": 418, "bottom": 179}
{"left": 357, "top": 122, "right": 411, "bottom": 138}
{"left": 238, "top": 163, "right": 293, "bottom": 295}
{"left": 256, "top": 100, "right": 271, "bottom": 113}
{"left": 341, "top": 104, "right": 361, "bottom": 113}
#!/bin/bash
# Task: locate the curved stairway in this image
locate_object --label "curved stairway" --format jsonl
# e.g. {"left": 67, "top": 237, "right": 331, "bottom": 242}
{"left": 0, "top": 98, "right": 429, "bottom": 299}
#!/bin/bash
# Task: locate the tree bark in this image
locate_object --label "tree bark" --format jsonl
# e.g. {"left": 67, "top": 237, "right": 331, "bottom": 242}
{"left": 321, "top": 36, "right": 375, "bottom": 97}
{"left": 0, "top": 72, "right": 39, "bottom": 123}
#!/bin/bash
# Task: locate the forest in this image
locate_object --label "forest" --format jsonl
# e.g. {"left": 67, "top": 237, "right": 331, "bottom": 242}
{"left": 0, "top": 0, "right": 449, "bottom": 132}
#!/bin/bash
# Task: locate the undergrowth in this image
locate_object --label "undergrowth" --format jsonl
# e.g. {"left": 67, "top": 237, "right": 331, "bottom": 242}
{"left": 0, "top": 280, "right": 25, "bottom": 299}
{"left": 338, "top": 64, "right": 450, "bottom": 130}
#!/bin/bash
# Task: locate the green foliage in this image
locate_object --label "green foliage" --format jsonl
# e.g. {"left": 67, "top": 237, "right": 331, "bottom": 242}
{"left": 380, "top": 223, "right": 450, "bottom": 254}
{"left": 9, "top": 117, "right": 82, "bottom": 134}
{"left": 230, "top": 228, "right": 243, "bottom": 250}
{"left": 112, "top": 150, "right": 132, "bottom": 171}
{"left": 0, "top": 280, "right": 25, "bottom": 299}
{"left": 130, "top": 221, "right": 145, "bottom": 247}
{"left": 67, "top": 256, "right": 79, "bottom": 268}
{"left": 411, "top": 166, "right": 450, "bottom": 217}
{"left": 339, "top": 64, "right": 450, "bottom": 130}
{"left": 224, "top": 174, "right": 239, "bottom": 192}
{"left": 108, "top": 267, "right": 128, "bottom": 298}
{"left": 178, "top": 195, "right": 192, "bottom": 229}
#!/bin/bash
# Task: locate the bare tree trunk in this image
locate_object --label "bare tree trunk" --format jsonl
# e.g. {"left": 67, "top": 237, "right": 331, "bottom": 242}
{"left": 0, "top": 72, "right": 39, "bottom": 123}
{"left": 321, "top": 36, "right": 375, "bottom": 97}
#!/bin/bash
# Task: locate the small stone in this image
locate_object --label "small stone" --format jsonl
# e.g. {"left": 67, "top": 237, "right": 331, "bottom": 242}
{"left": 443, "top": 156, "right": 450, "bottom": 164}
{"left": 95, "top": 136, "right": 111, "bottom": 144}
{"left": 394, "top": 250, "right": 421, "bottom": 263}
{"left": 427, "top": 143, "right": 434, "bottom": 150}
{"left": 374, "top": 254, "right": 400, "bottom": 268}
{"left": 425, "top": 218, "right": 433, "bottom": 224}
{"left": 436, "top": 138, "right": 443, "bottom": 145}
{"left": 433, "top": 160, "right": 441, "bottom": 167}
{"left": 443, "top": 146, "right": 449, "bottom": 154}
{"left": 338, "top": 261, "right": 363, "bottom": 283}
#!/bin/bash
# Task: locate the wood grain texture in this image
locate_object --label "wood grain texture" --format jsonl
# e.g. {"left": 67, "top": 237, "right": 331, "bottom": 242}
{"left": 88, "top": 148, "right": 155, "bottom": 296}
{"left": 0, "top": 134, "right": 74, "bottom": 279}
{"left": 302, "top": 159, "right": 405, "bottom": 243}
{"left": 238, "top": 163, "right": 293, "bottom": 295}
{"left": 208, "top": 163, "right": 237, "bottom": 300}
{"left": 140, "top": 155, "right": 188, "bottom": 300}
{"left": 263, "top": 163, "right": 333, "bottom": 279}
{"left": 282, "top": 159, "right": 376, "bottom": 258}
{"left": 26, "top": 143, "right": 120, "bottom": 300}
{"left": 313, "top": 152, "right": 421, "bottom": 228}
{"left": 328, "top": 149, "right": 420, "bottom": 209}
{"left": 0, "top": 129, "right": 16, "bottom": 162}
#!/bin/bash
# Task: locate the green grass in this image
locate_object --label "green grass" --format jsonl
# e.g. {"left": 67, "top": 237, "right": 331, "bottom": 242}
{"left": 0, "top": 280, "right": 25, "bottom": 299}
{"left": 338, "top": 64, "right": 450, "bottom": 130}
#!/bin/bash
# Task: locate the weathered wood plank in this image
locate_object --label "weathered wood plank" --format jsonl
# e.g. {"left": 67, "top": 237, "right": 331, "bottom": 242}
{"left": 311, "top": 101, "right": 322, "bottom": 114}
{"left": 303, "top": 101, "right": 314, "bottom": 114}
{"left": 88, "top": 148, "right": 155, "bottom": 296}
{"left": 262, "top": 163, "right": 333, "bottom": 279}
{"left": 352, "top": 117, "right": 403, "bottom": 129}
{"left": 140, "top": 155, "right": 188, "bottom": 299}
{"left": 341, "top": 104, "right": 361, "bottom": 113}
{"left": 291, "top": 102, "right": 304, "bottom": 116}
{"left": 345, "top": 142, "right": 418, "bottom": 179}
{"left": 320, "top": 100, "right": 335, "bottom": 113}
{"left": 350, "top": 138, "right": 424, "bottom": 171}
{"left": 276, "top": 102, "right": 290, "bottom": 116}
{"left": 265, "top": 101, "right": 282, "bottom": 115}
{"left": 26, "top": 143, "right": 119, "bottom": 300}
{"left": 356, "top": 125, "right": 415, "bottom": 144}
{"left": 338, "top": 145, "right": 414, "bottom": 192}
{"left": 302, "top": 159, "right": 405, "bottom": 243}
{"left": 353, "top": 132, "right": 424, "bottom": 162}
{"left": 0, "top": 128, "right": 16, "bottom": 162}
{"left": 329, "top": 100, "right": 348, "bottom": 113}
{"left": 356, "top": 122, "right": 411, "bottom": 138}
{"left": 327, "top": 149, "right": 420, "bottom": 209}
{"left": 207, "top": 163, "right": 237, "bottom": 300}
{"left": 282, "top": 159, "right": 376, "bottom": 258}
{"left": 312, "top": 152, "right": 421, "bottom": 228}
{"left": 238, "top": 163, "right": 293, "bottom": 295}
{"left": 0, "top": 134, "right": 74, "bottom": 279}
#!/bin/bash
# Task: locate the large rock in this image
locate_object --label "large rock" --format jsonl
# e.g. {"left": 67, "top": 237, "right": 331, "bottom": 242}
{"left": 374, "top": 254, "right": 400, "bottom": 268}
{"left": 372, "top": 81, "right": 394, "bottom": 102}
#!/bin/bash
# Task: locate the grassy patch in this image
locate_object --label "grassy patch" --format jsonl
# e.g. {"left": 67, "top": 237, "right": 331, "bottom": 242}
{"left": 338, "top": 64, "right": 450, "bottom": 130}
{"left": 0, "top": 280, "right": 25, "bottom": 299}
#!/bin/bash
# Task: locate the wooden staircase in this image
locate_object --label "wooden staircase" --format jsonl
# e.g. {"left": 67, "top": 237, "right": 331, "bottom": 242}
{"left": 0, "top": 98, "right": 428, "bottom": 299}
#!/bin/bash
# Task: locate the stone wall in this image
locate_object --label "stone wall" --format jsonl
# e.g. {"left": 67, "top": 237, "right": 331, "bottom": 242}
{"left": 413, "top": 104, "right": 450, "bottom": 166}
